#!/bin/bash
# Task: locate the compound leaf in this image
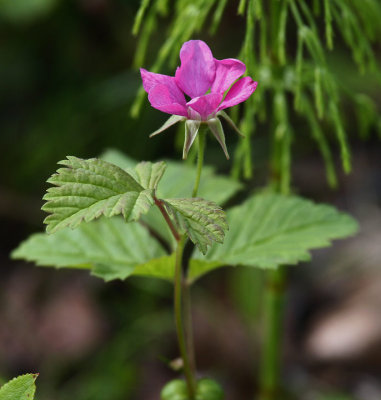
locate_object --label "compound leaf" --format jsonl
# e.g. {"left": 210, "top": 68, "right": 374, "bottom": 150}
{"left": 133, "top": 161, "right": 167, "bottom": 190}
{"left": 101, "top": 149, "right": 242, "bottom": 205}
{"left": 164, "top": 198, "right": 228, "bottom": 254}
{"left": 42, "top": 157, "right": 156, "bottom": 234}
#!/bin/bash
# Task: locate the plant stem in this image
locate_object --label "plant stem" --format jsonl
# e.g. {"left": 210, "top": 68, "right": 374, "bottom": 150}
{"left": 174, "top": 236, "right": 197, "bottom": 399}
{"left": 183, "top": 279, "right": 196, "bottom": 375}
{"left": 259, "top": 267, "right": 286, "bottom": 400}
{"left": 154, "top": 196, "right": 180, "bottom": 241}
{"left": 185, "top": 125, "right": 207, "bottom": 377}
{"left": 192, "top": 126, "right": 206, "bottom": 197}
{"left": 258, "top": 2, "right": 290, "bottom": 398}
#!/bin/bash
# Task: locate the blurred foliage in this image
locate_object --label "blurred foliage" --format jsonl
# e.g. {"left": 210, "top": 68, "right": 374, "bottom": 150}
{"left": 0, "top": 0, "right": 59, "bottom": 22}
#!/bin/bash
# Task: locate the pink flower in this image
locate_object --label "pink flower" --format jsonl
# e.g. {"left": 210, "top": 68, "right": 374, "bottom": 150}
{"left": 140, "top": 40, "right": 258, "bottom": 159}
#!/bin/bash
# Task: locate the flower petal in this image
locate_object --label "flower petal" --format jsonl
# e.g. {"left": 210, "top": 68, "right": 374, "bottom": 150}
{"left": 218, "top": 77, "right": 258, "bottom": 111}
{"left": 148, "top": 84, "right": 188, "bottom": 116}
{"left": 141, "top": 68, "right": 186, "bottom": 105}
{"left": 187, "top": 93, "right": 223, "bottom": 121}
{"left": 210, "top": 58, "right": 246, "bottom": 94}
{"left": 175, "top": 40, "right": 216, "bottom": 98}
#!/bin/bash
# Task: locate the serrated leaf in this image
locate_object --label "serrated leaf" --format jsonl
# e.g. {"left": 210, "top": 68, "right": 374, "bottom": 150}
{"left": 133, "top": 161, "right": 167, "bottom": 190}
{"left": 0, "top": 374, "right": 38, "bottom": 400}
{"left": 12, "top": 217, "right": 175, "bottom": 282}
{"left": 42, "top": 156, "right": 154, "bottom": 233}
{"left": 163, "top": 198, "right": 228, "bottom": 254}
{"left": 189, "top": 193, "right": 358, "bottom": 281}
{"left": 101, "top": 149, "right": 242, "bottom": 205}
{"left": 101, "top": 150, "right": 242, "bottom": 249}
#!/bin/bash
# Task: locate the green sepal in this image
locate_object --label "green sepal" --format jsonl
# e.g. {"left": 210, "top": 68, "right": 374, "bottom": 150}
{"left": 217, "top": 110, "right": 245, "bottom": 137}
{"left": 183, "top": 120, "right": 200, "bottom": 159}
{"left": 150, "top": 115, "right": 186, "bottom": 138}
{"left": 207, "top": 118, "right": 230, "bottom": 159}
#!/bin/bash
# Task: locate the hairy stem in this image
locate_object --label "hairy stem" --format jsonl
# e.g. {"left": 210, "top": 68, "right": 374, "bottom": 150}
{"left": 154, "top": 196, "right": 180, "bottom": 241}
{"left": 174, "top": 236, "right": 197, "bottom": 399}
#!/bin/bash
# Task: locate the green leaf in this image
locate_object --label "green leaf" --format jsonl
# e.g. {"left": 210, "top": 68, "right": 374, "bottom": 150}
{"left": 133, "top": 161, "right": 167, "bottom": 190}
{"left": 164, "top": 198, "right": 228, "bottom": 255}
{"left": 189, "top": 193, "right": 358, "bottom": 282}
{"left": 0, "top": 374, "right": 38, "bottom": 400}
{"left": 12, "top": 217, "right": 174, "bottom": 282}
{"left": 101, "top": 149, "right": 242, "bottom": 249}
{"left": 42, "top": 157, "right": 155, "bottom": 234}
{"left": 100, "top": 149, "right": 242, "bottom": 205}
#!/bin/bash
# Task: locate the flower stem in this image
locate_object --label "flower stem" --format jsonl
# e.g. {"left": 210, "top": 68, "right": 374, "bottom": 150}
{"left": 184, "top": 125, "right": 208, "bottom": 379}
{"left": 158, "top": 125, "right": 207, "bottom": 398}
{"left": 183, "top": 278, "right": 196, "bottom": 376}
{"left": 174, "top": 236, "right": 197, "bottom": 399}
{"left": 192, "top": 126, "right": 206, "bottom": 197}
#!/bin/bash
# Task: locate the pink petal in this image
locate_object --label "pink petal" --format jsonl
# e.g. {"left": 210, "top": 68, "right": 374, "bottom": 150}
{"left": 218, "top": 77, "right": 258, "bottom": 111}
{"left": 187, "top": 93, "right": 223, "bottom": 121}
{"left": 175, "top": 40, "right": 216, "bottom": 98}
{"left": 210, "top": 58, "right": 246, "bottom": 94}
{"left": 140, "top": 68, "right": 186, "bottom": 105}
{"left": 148, "top": 84, "right": 188, "bottom": 116}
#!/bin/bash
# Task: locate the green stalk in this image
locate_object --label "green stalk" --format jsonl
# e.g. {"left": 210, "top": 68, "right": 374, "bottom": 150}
{"left": 184, "top": 126, "right": 207, "bottom": 381}
{"left": 259, "top": 267, "right": 286, "bottom": 400}
{"left": 174, "top": 236, "right": 197, "bottom": 399}
{"left": 154, "top": 198, "right": 197, "bottom": 398}
{"left": 183, "top": 279, "right": 197, "bottom": 377}
{"left": 192, "top": 127, "right": 206, "bottom": 197}
{"left": 165, "top": 124, "right": 207, "bottom": 398}
{"left": 259, "top": 2, "right": 289, "bottom": 399}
